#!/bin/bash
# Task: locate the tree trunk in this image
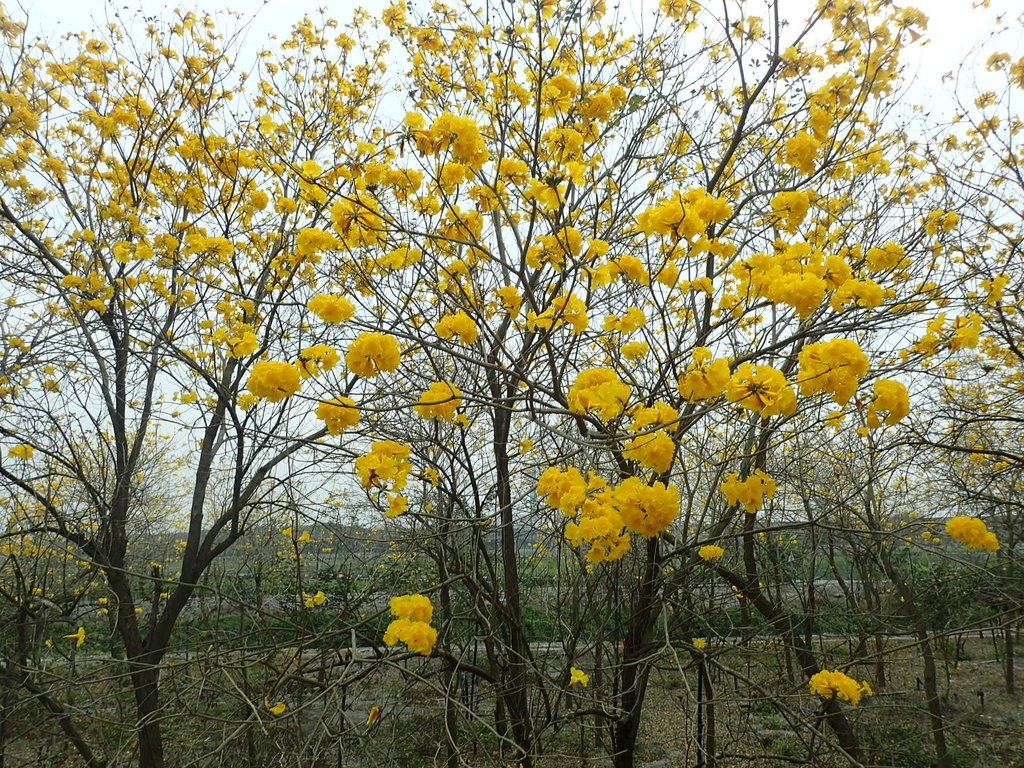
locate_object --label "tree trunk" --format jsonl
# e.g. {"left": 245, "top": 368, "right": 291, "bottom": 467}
{"left": 1005, "top": 616, "right": 1016, "bottom": 696}
{"left": 131, "top": 665, "right": 164, "bottom": 768}
{"left": 918, "top": 630, "right": 952, "bottom": 768}
{"left": 612, "top": 537, "right": 662, "bottom": 768}
{"left": 696, "top": 657, "right": 716, "bottom": 768}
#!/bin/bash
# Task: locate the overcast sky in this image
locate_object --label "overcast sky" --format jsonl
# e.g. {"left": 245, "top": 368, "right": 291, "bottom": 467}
{"left": 17, "top": 0, "right": 1024, "bottom": 113}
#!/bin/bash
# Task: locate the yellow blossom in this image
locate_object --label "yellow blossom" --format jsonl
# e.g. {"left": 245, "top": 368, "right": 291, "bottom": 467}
{"left": 346, "top": 332, "right": 401, "bottom": 377}
{"left": 809, "top": 669, "right": 872, "bottom": 706}
{"left": 726, "top": 364, "right": 796, "bottom": 417}
{"left": 64, "top": 626, "right": 86, "bottom": 647}
{"left": 413, "top": 381, "right": 462, "bottom": 421}
{"left": 622, "top": 430, "right": 675, "bottom": 474}
{"left": 796, "top": 339, "right": 869, "bottom": 405}
{"left": 436, "top": 311, "right": 479, "bottom": 344}
{"left": 568, "top": 368, "right": 631, "bottom": 420}
{"left": 569, "top": 667, "right": 589, "bottom": 687}
{"left": 246, "top": 361, "right": 302, "bottom": 402}
{"left": 315, "top": 397, "right": 360, "bottom": 434}
{"left": 720, "top": 470, "right": 777, "bottom": 513}
{"left": 356, "top": 441, "right": 412, "bottom": 493}
{"left": 698, "top": 544, "right": 724, "bottom": 560}
{"left": 945, "top": 516, "right": 999, "bottom": 551}
{"left": 866, "top": 379, "right": 909, "bottom": 428}
{"left": 678, "top": 348, "right": 731, "bottom": 401}
{"left": 308, "top": 293, "right": 356, "bottom": 324}
{"left": 295, "top": 344, "right": 340, "bottom": 378}
{"left": 8, "top": 444, "right": 33, "bottom": 460}
{"left": 264, "top": 698, "right": 287, "bottom": 716}
{"left": 613, "top": 477, "right": 679, "bottom": 537}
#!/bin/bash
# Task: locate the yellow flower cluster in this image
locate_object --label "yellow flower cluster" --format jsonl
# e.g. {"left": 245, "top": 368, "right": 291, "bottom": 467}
{"left": 525, "top": 226, "right": 583, "bottom": 270}
{"left": 294, "top": 227, "right": 339, "bottom": 258}
{"left": 945, "top": 516, "right": 1000, "bottom": 551}
{"left": 564, "top": 481, "right": 632, "bottom": 563}
{"left": 307, "top": 293, "right": 355, "bottom": 324}
{"left": 526, "top": 293, "right": 588, "bottom": 334}
{"left": 949, "top": 314, "right": 982, "bottom": 351}
{"left": 346, "top": 332, "right": 401, "bottom": 377}
{"left": 537, "top": 466, "right": 590, "bottom": 514}
{"left": 730, "top": 244, "right": 842, "bottom": 319}
{"left": 830, "top": 277, "right": 886, "bottom": 312}
{"left": 7, "top": 444, "right": 33, "bottom": 460}
{"left": 770, "top": 189, "right": 811, "bottom": 232}
{"left": 622, "top": 430, "right": 675, "bottom": 474}
{"left": 246, "top": 360, "right": 302, "bottom": 402}
{"left": 383, "top": 593, "right": 437, "bottom": 656}
{"left": 612, "top": 255, "right": 650, "bottom": 285}
{"left": 314, "top": 397, "right": 360, "bottom": 434}
{"left": 355, "top": 441, "right": 412, "bottom": 494}
{"left": 866, "top": 379, "right": 909, "bottom": 428}
{"left": 698, "top": 544, "right": 725, "bottom": 561}
{"left": 613, "top": 477, "right": 680, "bottom": 538}
{"left": 726, "top": 364, "right": 796, "bottom": 417}
{"left": 678, "top": 347, "right": 731, "bottom": 401}
{"left": 636, "top": 188, "right": 732, "bottom": 242}
{"left": 538, "top": 469, "right": 680, "bottom": 561}
{"left": 303, "top": 590, "right": 326, "bottom": 608}
{"left": 720, "top": 470, "right": 777, "bottom": 513}
{"left": 865, "top": 241, "right": 909, "bottom": 272}
{"left": 808, "top": 669, "right": 872, "bottom": 706}
{"left": 413, "top": 381, "right": 462, "bottom": 421}
{"left": 569, "top": 667, "right": 589, "bottom": 687}
{"left": 330, "top": 195, "right": 386, "bottom": 249}
{"left": 389, "top": 593, "right": 433, "bottom": 623}
{"left": 295, "top": 344, "right": 339, "bottom": 378}
{"left": 436, "top": 311, "right": 479, "bottom": 344}
{"left": 495, "top": 285, "right": 523, "bottom": 316}
{"left": 225, "top": 327, "right": 259, "bottom": 358}
{"left": 784, "top": 130, "right": 821, "bottom": 174}
{"left": 923, "top": 209, "right": 959, "bottom": 235}
{"left": 797, "top": 338, "right": 869, "bottom": 405}
{"left": 629, "top": 402, "right": 678, "bottom": 432}
{"left": 568, "top": 368, "right": 631, "bottom": 420}
{"left": 411, "top": 112, "right": 489, "bottom": 171}
{"left": 603, "top": 306, "right": 646, "bottom": 334}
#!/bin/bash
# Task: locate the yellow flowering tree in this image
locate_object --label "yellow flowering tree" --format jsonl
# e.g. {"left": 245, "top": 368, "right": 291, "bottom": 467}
{"left": 0, "top": 1, "right": 1013, "bottom": 767}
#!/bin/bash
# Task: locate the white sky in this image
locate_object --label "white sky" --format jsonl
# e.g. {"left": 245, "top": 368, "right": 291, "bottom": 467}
{"left": 16, "top": 0, "right": 1024, "bottom": 113}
